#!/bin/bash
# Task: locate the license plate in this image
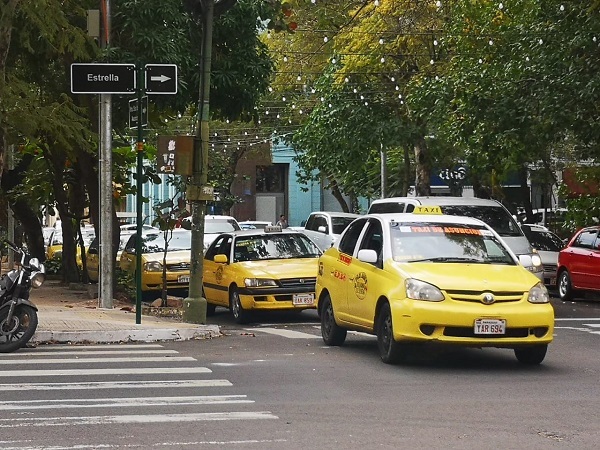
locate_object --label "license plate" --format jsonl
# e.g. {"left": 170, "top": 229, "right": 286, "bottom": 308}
{"left": 178, "top": 275, "right": 190, "bottom": 283}
{"left": 293, "top": 293, "right": 315, "bottom": 306}
{"left": 550, "top": 277, "right": 556, "bottom": 286}
{"left": 474, "top": 319, "right": 506, "bottom": 335}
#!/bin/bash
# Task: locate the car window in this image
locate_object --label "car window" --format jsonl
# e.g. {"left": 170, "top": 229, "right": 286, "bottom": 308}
{"left": 358, "top": 220, "right": 383, "bottom": 267}
{"left": 574, "top": 229, "right": 599, "bottom": 249}
{"left": 205, "top": 235, "right": 227, "bottom": 260}
{"left": 369, "top": 202, "right": 405, "bottom": 213}
{"left": 522, "top": 228, "right": 564, "bottom": 251}
{"left": 140, "top": 232, "right": 192, "bottom": 253}
{"left": 390, "top": 221, "right": 514, "bottom": 264}
{"left": 338, "top": 218, "right": 368, "bottom": 255}
{"left": 331, "top": 217, "right": 357, "bottom": 235}
{"left": 314, "top": 216, "right": 328, "bottom": 232}
{"left": 440, "top": 205, "right": 523, "bottom": 237}
{"left": 205, "top": 218, "right": 240, "bottom": 233}
{"left": 233, "top": 233, "right": 320, "bottom": 262}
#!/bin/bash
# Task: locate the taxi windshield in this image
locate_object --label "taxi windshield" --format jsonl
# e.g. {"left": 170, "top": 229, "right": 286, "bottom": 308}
{"left": 141, "top": 232, "right": 192, "bottom": 253}
{"left": 234, "top": 234, "right": 321, "bottom": 262}
{"left": 390, "top": 221, "right": 515, "bottom": 264}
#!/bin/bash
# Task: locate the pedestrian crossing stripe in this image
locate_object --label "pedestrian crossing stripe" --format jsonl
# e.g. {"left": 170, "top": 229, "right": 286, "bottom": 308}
{"left": 0, "top": 380, "right": 233, "bottom": 391}
{"left": 0, "top": 367, "right": 211, "bottom": 377}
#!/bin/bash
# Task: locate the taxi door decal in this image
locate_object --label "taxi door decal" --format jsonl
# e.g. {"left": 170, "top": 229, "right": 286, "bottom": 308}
{"left": 353, "top": 272, "right": 368, "bottom": 300}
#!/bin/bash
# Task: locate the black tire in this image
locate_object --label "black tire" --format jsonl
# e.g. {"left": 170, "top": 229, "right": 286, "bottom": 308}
{"left": 514, "top": 344, "right": 548, "bottom": 365}
{"left": 229, "top": 286, "right": 250, "bottom": 324}
{"left": 320, "top": 293, "right": 347, "bottom": 346}
{"left": 558, "top": 270, "right": 576, "bottom": 301}
{"left": 0, "top": 304, "right": 38, "bottom": 353}
{"left": 376, "top": 302, "right": 404, "bottom": 364}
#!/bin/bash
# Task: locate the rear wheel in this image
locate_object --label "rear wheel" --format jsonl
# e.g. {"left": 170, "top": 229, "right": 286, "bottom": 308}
{"left": 229, "top": 287, "right": 250, "bottom": 324}
{"left": 514, "top": 344, "right": 547, "bottom": 365}
{"left": 558, "top": 270, "right": 576, "bottom": 301}
{"left": 376, "top": 303, "right": 405, "bottom": 364}
{"left": 0, "top": 304, "right": 38, "bottom": 353}
{"left": 320, "top": 293, "right": 347, "bottom": 346}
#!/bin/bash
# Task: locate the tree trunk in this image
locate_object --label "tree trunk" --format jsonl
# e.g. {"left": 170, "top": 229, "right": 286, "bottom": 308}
{"left": 414, "top": 136, "right": 431, "bottom": 196}
{"left": 402, "top": 147, "right": 411, "bottom": 196}
{"left": 328, "top": 177, "right": 349, "bottom": 212}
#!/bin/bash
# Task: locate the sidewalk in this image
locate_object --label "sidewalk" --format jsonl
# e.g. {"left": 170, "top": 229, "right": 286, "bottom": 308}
{"left": 29, "top": 281, "right": 221, "bottom": 345}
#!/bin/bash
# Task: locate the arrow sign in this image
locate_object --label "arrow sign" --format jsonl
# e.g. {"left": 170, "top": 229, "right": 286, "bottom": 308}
{"left": 145, "top": 64, "right": 177, "bottom": 94}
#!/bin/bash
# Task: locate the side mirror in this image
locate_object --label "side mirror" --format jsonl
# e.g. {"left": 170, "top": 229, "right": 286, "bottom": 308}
{"left": 357, "top": 249, "right": 378, "bottom": 264}
{"left": 317, "top": 225, "right": 327, "bottom": 234}
{"left": 214, "top": 254, "right": 228, "bottom": 264}
{"left": 518, "top": 254, "right": 533, "bottom": 267}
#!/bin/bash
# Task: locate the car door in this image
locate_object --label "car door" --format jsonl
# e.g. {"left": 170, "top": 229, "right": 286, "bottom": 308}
{"left": 203, "top": 235, "right": 233, "bottom": 306}
{"left": 566, "top": 229, "right": 598, "bottom": 288}
{"left": 346, "top": 219, "right": 385, "bottom": 328}
{"left": 329, "top": 218, "right": 369, "bottom": 322}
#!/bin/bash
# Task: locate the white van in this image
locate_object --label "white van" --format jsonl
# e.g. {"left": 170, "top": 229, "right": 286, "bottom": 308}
{"left": 368, "top": 196, "right": 543, "bottom": 279}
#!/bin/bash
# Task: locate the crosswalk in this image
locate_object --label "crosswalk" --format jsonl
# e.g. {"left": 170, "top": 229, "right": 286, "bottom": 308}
{"left": 554, "top": 318, "right": 600, "bottom": 335}
{"left": 0, "top": 344, "right": 279, "bottom": 448}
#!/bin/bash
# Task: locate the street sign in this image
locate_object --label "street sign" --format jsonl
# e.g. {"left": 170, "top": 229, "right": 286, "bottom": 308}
{"left": 145, "top": 64, "right": 178, "bottom": 94}
{"left": 71, "top": 63, "right": 136, "bottom": 94}
{"left": 128, "top": 96, "right": 149, "bottom": 128}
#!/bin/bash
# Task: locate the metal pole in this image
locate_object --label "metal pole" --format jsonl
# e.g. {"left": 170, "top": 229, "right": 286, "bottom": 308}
{"left": 135, "top": 65, "right": 144, "bottom": 324}
{"left": 380, "top": 143, "right": 387, "bottom": 199}
{"left": 98, "top": 0, "right": 113, "bottom": 309}
{"left": 184, "top": 0, "right": 213, "bottom": 324}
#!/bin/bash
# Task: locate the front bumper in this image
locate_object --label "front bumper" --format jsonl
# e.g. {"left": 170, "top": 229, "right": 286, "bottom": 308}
{"left": 390, "top": 296, "right": 554, "bottom": 347}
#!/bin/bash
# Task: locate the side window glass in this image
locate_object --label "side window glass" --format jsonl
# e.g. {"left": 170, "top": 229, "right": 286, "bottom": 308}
{"left": 338, "top": 219, "right": 368, "bottom": 255}
{"left": 575, "top": 230, "right": 598, "bottom": 249}
{"left": 206, "top": 236, "right": 226, "bottom": 260}
{"left": 305, "top": 215, "right": 316, "bottom": 230}
{"left": 359, "top": 220, "right": 383, "bottom": 267}
{"left": 315, "top": 216, "right": 328, "bottom": 233}
{"left": 217, "top": 236, "right": 232, "bottom": 259}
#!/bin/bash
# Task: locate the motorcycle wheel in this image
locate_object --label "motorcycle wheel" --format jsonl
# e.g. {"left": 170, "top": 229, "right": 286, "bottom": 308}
{"left": 0, "top": 304, "right": 38, "bottom": 353}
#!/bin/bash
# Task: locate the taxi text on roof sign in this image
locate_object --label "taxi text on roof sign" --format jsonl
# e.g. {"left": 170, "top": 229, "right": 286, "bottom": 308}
{"left": 412, "top": 205, "right": 443, "bottom": 215}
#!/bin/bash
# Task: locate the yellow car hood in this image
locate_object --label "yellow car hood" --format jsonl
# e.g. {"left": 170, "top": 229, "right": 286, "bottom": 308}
{"left": 236, "top": 259, "right": 318, "bottom": 278}
{"left": 390, "top": 261, "right": 540, "bottom": 291}
{"left": 142, "top": 250, "right": 191, "bottom": 264}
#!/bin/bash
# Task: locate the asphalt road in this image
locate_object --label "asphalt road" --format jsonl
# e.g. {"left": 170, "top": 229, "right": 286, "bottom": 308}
{"left": 2, "top": 292, "right": 600, "bottom": 449}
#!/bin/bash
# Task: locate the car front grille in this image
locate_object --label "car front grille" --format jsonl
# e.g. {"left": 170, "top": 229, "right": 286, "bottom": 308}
{"left": 542, "top": 264, "right": 557, "bottom": 272}
{"left": 166, "top": 262, "right": 190, "bottom": 271}
{"left": 445, "top": 290, "right": 525, "bottom": 303}
{"left": 279, "top": 277, "right": 316, "bottom": 289}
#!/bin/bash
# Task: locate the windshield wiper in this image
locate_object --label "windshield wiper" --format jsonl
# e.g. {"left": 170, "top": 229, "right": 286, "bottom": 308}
{"left": 410, "top": 257, "right": 484, "bottom": 263}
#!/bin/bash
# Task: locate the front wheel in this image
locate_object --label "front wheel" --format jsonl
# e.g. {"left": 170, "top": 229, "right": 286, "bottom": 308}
{"left": 0, "top": 304, "right": 38, "bottom": 353}
{"left": 558, "top": 270, "right": 576, "bottom": 301}
{"left": 320, "top": 293, "right": 346, "bottom": 346}
{"left": 229, "top": 287, "right": 250, "bottom": 324}
{"left": 376, "top": 303, "right": 405, "bottom": 364}
{"left": 514, "top": 344, "right": 548, "bottom": 365}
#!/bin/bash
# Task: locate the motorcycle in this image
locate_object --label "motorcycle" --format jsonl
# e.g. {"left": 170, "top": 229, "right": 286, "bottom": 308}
{"left": 0, "top": 240, "right": 45, "bottom": 352}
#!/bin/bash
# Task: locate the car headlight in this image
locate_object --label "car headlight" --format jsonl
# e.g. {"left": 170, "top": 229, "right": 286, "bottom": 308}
{"left": 530, "top": 253, "right": 543, "bottom": 272}
{"left": 245, "top": 278, "right": 278, "bottom": 287}
{"left": 30, "top": 271, "right": 45, "bottom": 288}
{"left": 405, "top": 279, "right": 444, "bottom": 302}
{"left": 528, "top": 282, "right": 550, "bottom": 303}
{"left": 144, "top": 261, "right": 163, "bottom": 272}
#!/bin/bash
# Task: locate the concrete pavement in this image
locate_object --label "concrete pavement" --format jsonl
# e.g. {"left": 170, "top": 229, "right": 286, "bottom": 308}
{"left": 29, "top": 281, "right": 221, "bottom": 345}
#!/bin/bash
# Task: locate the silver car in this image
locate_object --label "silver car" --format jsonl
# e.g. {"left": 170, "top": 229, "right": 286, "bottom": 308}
{"left": 521, "top": 224, "right": 565, "bottom": 288}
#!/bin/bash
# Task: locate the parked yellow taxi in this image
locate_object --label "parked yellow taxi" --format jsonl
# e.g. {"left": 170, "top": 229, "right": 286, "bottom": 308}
{"left": 203, "top": 226, "right": 322, "bottom": 323}
{"left": 119, "top": 229, "right": 191, "bottom": 297}
{"left": 316, "top": 207, "right": 554, "bottom": 365}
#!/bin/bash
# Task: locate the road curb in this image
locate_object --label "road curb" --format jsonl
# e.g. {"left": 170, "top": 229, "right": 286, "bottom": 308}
{"left": 31, "top": 325, "right": 222, "bottom": 345}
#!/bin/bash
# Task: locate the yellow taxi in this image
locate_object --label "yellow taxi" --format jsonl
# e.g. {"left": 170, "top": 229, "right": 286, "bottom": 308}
{"left": 119, "top": 229, "right": 192, "bottom": 296}
{"left": 203, "top": 226, "right": 322, "bottom": 323}
{"left": 316, "top": 206, "right": 554, "bottom": 365}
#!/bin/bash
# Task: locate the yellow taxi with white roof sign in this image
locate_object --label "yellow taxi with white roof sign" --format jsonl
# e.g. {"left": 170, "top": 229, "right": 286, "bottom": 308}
{"left": 316, "top": 206, "right": 554, "bottom": 365}
{"left": 203, "top": 225, "right": 322, "bottom": 323}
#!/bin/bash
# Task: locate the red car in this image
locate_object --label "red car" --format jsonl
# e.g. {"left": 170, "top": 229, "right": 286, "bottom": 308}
{"left": 557, "top": 226, "right": 600, "bottom": 300}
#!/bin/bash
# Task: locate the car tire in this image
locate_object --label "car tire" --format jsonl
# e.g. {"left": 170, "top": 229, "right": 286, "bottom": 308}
{"left": 229, "top": 286, "right": 250, "bottom": 324}
{"left": 320, "top": 293, "right": 347, "bottom": 346}
{"left": 514, "top": 344, "right": 548, "bottom": 365}
{"left": 376, "top": 302, "right": 405, "bottom": 364}
{"left": 558, "top": 269, "right": 576, "bottom": 301}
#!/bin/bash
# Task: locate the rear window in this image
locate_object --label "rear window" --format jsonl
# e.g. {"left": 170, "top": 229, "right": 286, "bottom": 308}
{"left": 438, "top": 205, "right": 523, "bottom": 237}
{"left": 369, "top": 202, "right": 405, "bottom": 214}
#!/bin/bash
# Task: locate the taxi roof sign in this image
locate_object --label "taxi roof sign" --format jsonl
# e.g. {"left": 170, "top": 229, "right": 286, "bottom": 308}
{"left": 264, "top": 225, "right": 283, "bottom": 233}
{"left": 413, "top": 205, "right": 443, "bottom": 215}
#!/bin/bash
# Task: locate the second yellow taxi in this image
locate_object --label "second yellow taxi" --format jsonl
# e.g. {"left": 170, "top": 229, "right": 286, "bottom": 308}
{"left": 316, "top": 207, "right": 554, "bottom": 365}
{"left": 203, "top": 226, "right": 322, "bottom": 323}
